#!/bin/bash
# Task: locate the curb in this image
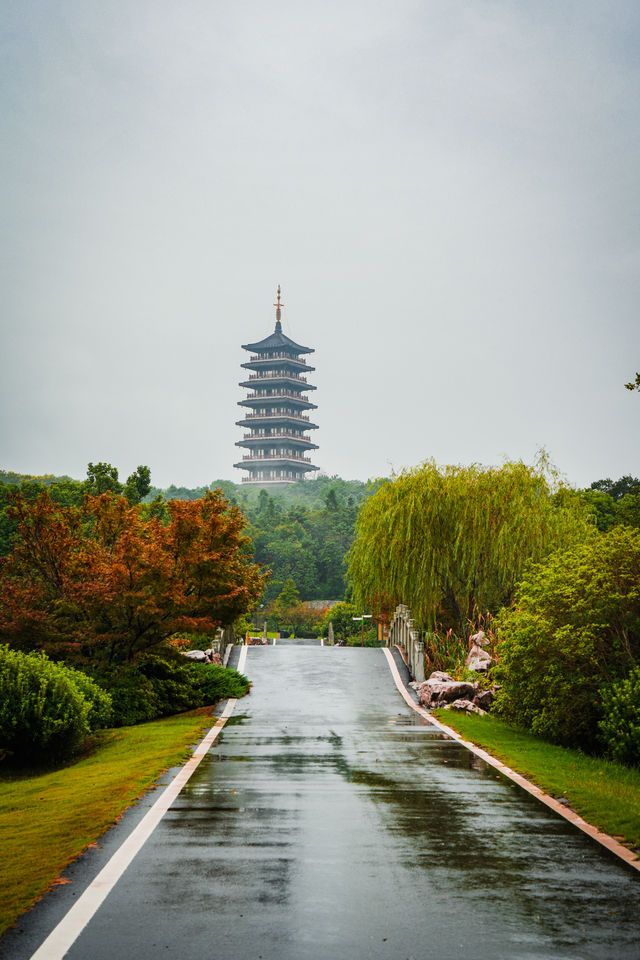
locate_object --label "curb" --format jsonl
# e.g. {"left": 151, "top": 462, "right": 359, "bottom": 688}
{"left": 381, "top": 647, "right": 640, "bottom": 875}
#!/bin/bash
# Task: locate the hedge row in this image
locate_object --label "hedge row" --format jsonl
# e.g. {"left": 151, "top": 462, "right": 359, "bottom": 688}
{"left": 83, "top": 655, "right": 249, "bottom": 727}
{"left": 0, "top": 646, "right": 250, "bottom": 765}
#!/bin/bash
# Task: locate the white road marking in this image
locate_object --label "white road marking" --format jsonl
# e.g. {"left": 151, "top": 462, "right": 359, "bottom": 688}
{"left": 237, "top": 642, "right": 248, "bottom": 674}
{"left": 29, "top": 644, "right": 250, "bottom": 960}
{"left": 382, "top": 646, "right": 640, "bottom": 873}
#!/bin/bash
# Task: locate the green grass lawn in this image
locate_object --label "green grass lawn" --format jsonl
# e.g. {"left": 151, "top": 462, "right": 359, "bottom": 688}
{"left": 433, "top": 709, "right": 640, "bottom": 854}
{"left": 0, "top": 708, "right": 216, "bottom": 937}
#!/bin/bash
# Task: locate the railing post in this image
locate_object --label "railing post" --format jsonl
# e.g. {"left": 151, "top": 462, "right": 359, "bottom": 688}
{"left": 413, "top": 640, "right": 425, "bottom": 681}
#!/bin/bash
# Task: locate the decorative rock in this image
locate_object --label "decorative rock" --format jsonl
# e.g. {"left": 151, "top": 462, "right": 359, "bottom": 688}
{"left": 444, "top": 698, "right": 486, "bottom": 715}
{"left": 418, "top": 678, "right": 476, "bottom": 707}
{"left": 473, "top": 688, "right": 496, "bottom": 711}
{"left": 465, "top": 644, "right": 495, "bottom": 672}
{"left": 469, "top": 630, "right": 490, "bottom": 647}
{"left": 183, "top": 650, "right": 207, "bottom": 663}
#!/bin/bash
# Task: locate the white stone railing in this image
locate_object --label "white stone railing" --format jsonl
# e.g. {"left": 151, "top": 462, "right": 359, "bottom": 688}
{"left": 388, "top": 603, "right": 425, "bottom": 682}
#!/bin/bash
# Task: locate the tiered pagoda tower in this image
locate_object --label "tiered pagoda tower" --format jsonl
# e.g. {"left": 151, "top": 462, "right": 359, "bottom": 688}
{"left": 234, "top": 287, "right": 319, "bottom": 484}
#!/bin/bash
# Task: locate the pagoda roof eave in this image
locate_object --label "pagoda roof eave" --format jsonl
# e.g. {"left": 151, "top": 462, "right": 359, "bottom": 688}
{"left": 238, "top": 399, "right": 318, "bottom": 411}
{"left": 233, "top": 459, "right": 319, "bottom": 471}
{"left": 238, "top": 378, "right": 317, "bottom": 391}
{"left": 235, "top": 417, "right": 319, "bottom": 430}
{"left": 235, "top": 439, "right": 319, "bottom": 450}
{"left": 241, "top": 329, "right": 313, "bottom": 354}
{"left": 241, "top": 359, "right": 315, "bottom": 373}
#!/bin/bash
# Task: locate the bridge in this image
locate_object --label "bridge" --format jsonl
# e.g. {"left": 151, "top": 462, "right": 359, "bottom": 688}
{"left": 9, "top": 641, "right": 640, "bottom": 960}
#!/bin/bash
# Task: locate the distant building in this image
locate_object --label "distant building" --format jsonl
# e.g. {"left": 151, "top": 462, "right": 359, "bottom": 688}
{"left": 234, "top": 287, "right": 319, "bottom": 485}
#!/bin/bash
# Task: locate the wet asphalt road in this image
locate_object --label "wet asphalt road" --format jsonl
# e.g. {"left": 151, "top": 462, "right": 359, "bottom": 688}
{"left": 13, "top": 645, "right": 640, "bottom": 959}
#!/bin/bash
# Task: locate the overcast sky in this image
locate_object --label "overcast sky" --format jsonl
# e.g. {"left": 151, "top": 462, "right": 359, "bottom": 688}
{"left": 1, "top": 1, "right": 639, "bottom": 489}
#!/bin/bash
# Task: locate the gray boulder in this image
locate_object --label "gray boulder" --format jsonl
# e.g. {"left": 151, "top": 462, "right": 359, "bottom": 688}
{"left": 183, "top": 650, "right": 207, "bottom": 663}
{"left": 444, "top": 698, "right": 486, "bottom": 715}
{"left": 469, "top": 630, "right": 490, "bottom": 647}
{"left": 465, "top": 643, "right": 494, "bottom": 672}
{"left": 419, "top": 678, "right": 476, "bottom": 707}
{"left": 429, "top": 670, "right": 455, "bottom": 683}
{"left": 473, "top": 688, "right": 496, "bottom": 711}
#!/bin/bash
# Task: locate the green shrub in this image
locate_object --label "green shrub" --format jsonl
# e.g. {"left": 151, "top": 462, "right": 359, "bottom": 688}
{"left": 137, "top": 655, "right": 202, "bottom": 715}
{"left": 322, "top": 602, "right": 361, "bottom": 641}
{"left": 63, "top": 665, "right": 113, "bottom": 730}
{"left": 83, "top": 664, "right": 160, "bottom": 727}
{"left": 494, "top": 526, "right": 640, "bottom": 750}
{"left": 84, "top": 654, "right": 249, "bottom": 727}
{"left": 0, "top": 645, "right": 93, "bottom": 762}
{"left": 346, "top": 626, "right": 380, "bottom": 647}
{"left": 599, "top": 667, "right": 640, "bottom": 766}
{"left": 191, "top": 663, "right": 250, "bottom": 702}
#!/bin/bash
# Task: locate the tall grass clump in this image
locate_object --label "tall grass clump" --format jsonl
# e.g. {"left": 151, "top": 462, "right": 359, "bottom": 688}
{"left": 423, "top": 630, "right": 468, "bottom": 675}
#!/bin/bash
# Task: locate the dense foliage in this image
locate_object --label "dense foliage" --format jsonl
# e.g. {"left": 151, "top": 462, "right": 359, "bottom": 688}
{"left": 349, "top": 459, "right": 592, "bottom": 634}
{"left": 320, "top": 601, "right": 362, "bottom": 641}
{"left": 493, "top": 525, "right": 640, "bottom": 750}
{"left": 599, "top": 667, "right": 640, "bottom": 766}
{"left": 84, "top": 654, "right": 250, "bottom": 727}
{"left": 222, "top": 479, "right": 382, "bottom": 603}
{"left": 579, "top": 475, "right": 640, "bottom": 531}
{"left": 0, "top": 464, "right": 152, "bottom": 556}
{"left": 0, "top": 645, "right": 112, "bottom": 763}
{"left": 0, "top": 489, "right": 265, "bottom": 662}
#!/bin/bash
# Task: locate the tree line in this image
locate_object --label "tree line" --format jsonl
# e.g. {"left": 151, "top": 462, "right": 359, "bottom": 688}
{"left": 348, "top": 457, "right": 640, "bottom": 764}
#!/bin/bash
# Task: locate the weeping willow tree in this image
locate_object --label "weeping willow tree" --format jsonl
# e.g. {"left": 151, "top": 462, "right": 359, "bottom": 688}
{"left": 348, "top": 458, "right": 593, "bottom": 634}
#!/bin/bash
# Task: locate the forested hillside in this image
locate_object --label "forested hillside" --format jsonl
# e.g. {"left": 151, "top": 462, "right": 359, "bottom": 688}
{"left": 146, "top": 475, "right": 383, "bottom": 601}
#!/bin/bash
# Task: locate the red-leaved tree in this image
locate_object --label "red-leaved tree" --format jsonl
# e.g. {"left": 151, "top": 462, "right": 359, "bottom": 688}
{"left": 0, "top": 490, "right": 265, "bottom": 662}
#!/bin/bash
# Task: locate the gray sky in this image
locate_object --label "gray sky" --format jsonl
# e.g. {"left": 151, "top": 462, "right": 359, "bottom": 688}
{"left": 2, "top": 1, "right": 639, "bottom": 489}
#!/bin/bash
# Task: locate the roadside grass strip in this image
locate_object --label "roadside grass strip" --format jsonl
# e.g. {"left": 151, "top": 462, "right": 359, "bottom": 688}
{"left": 382, "top": 647, "right": 640, "bottom": 871}
{"left": 432, "top": 708, "right": 640, "bottom": 854}
{"left": 0, "top": 709, "right": 223, "bottom": 938}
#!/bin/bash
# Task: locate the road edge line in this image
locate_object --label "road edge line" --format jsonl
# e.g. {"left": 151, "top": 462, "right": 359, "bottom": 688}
{"left": 381, "top": 646, "right": 640, "bottom": 873}
{"left": 28, "top": 644, "right": 250, "bottom": 960}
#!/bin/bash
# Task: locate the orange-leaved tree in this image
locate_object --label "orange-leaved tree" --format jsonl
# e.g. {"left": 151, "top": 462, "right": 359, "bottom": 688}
{"left": 0, "top": 489, "right": 265, "bottom": 662}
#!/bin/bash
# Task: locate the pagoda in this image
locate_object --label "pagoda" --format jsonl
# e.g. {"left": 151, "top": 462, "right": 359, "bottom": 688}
{"left": 234, "top": 287, "right": 319, "bottom": 484}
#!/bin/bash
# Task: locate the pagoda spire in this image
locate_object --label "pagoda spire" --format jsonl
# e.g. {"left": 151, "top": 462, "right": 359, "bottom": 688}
{"left": 274, "top": 285, "right": 282, "bottom": 331}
